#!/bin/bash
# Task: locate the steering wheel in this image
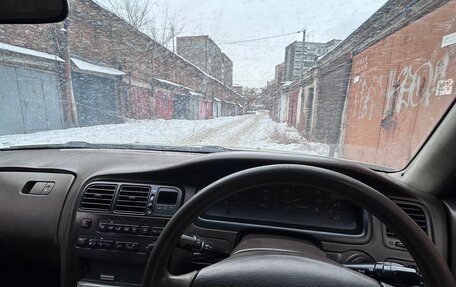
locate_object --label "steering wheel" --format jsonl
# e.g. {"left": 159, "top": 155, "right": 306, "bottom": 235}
{"left": 143, "top": 164, "right": 456, "bottom": 287}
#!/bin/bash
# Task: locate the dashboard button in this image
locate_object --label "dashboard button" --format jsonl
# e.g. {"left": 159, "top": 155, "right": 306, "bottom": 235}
{"left": 76, "top": 237, "right": 88, "bottom": 247}
{"left": 80, "top": 218, "right": 92, "bottom": 228}
{"left": 98, "top": 222, "right": 107, "bottom": 231}
{"left": 114, "top": 225, "right": 123, "bottom": 232}
{"left": 125, "top": 242, "right": 139, "bottom": 251}
{"left": 106, "top": 224, "right": 115, "bottom": 232}
{"left": 105, "top": 240, "right": 114, "bottom": 249}
{"left": 115, "top": 241, "right": 124, "bottom": 250}
{"left": 97, "top": 240, "right": 114, "bottom": 249}
{"left": 151, "top": 227, "right": 164, "bottom": 236}
{"left": 88, "top": 239, "right": 98, "bottom": 248}
{"left": 141, "top": 226, "right": 150, "bottom": 235}
{"left": 131, "top": 225, "right": 139, "bottom": 234}
{"left": 123, "top": 226, "right": 131, "bottom": 233}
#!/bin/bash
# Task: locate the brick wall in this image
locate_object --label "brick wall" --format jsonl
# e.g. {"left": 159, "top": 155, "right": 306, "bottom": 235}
{"left": 0, "top": 23, "right": 61, "bottom": 56}
{"left": 342, "top": 1, "right": 456, "bottom": 168}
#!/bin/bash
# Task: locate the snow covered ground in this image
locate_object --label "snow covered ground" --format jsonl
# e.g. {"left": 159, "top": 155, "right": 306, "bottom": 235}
{"left": 0, "top": 113, "right": 330, "bottom": 156}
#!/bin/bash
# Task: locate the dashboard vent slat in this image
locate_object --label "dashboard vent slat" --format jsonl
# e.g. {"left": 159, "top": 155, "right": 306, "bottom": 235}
{"left": 80, "top": 184, "right": 117, "bottom": 212}
{"left": 386, "top": 201, "right": 428, "bottom": 239}
{"left": 114, "top": 185, "right": 150, "bottom": 214}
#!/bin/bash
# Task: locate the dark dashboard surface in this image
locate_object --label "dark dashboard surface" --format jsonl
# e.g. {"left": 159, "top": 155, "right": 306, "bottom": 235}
{"left": 0, "top": 148, "right": 450, "bottom": 286}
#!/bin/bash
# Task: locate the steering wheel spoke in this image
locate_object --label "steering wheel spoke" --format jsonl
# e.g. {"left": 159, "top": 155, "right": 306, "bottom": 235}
{"left": 161, "top": 271, "right": 198, "bottom": 287}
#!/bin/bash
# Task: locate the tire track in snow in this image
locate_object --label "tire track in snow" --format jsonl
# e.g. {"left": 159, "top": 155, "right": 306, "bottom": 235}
{"left": 180, "top": 115, "right": 262, "bottom": 147}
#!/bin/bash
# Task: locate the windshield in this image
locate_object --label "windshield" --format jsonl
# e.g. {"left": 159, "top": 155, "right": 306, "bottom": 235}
{"left": 0, "top": 0, "right": 455, "bottom": 170}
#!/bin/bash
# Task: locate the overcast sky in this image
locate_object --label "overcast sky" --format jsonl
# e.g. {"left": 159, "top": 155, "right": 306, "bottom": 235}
{"left": 101, "top": 0, "right": 387, "bottom": 88}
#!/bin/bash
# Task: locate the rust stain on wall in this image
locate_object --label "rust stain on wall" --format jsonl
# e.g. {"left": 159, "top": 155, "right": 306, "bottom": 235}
{"left": 343, "top": 1, "right": 456, "bottom": 169}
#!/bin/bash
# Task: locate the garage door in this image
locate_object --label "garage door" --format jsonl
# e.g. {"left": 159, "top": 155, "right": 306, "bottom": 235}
{"left": 173, "top": 94, "right": 191, "bottom": 119}
{"left": 0, "top": 64, "right": 63, "bottom": 136}
{"left": 72, "top": 72, "right": 118, "bottom": 127}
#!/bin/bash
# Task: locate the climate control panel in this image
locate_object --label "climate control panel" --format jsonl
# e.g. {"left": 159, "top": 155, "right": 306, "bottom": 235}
{"left": 96, "top": 220, "right": 165, "bottom": 236}
{"left": 75, "top": 217, "right": 168, "bottom": 255}
{"left": 74, "top": 181, "right": 184, "bottom": 261}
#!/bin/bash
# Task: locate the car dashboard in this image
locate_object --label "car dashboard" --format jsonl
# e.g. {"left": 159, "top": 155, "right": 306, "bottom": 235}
{"left": 0, "top": 148, "right": 452, "bottom": 287}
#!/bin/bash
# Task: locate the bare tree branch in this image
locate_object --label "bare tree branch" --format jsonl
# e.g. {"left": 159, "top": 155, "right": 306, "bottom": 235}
{"left": 96, "top": 0, "right": 184, "bottom": 48}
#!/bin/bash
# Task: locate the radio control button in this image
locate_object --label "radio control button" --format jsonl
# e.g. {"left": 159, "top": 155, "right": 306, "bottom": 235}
{"left": 98, "top": 222, "right": 107, "bottom": 231}
{"left": 88, "top": 239, "right": 98, "bottom": 248}
{"left": 125, "top": 242, "right": 139, "bottom": 251}
{"left": 131, "top": 225, "right": 139, "bottom": 234}
{"left": 97, "top": 240, "right": 114, "bottom": 250}
{"left": 76, "top": 237, "right": 88, "bottom": 247}
{"left": 115, "top": 241, "right": 124, "bottom": 250}
{"left": 140, "top": 226, "right": 150, "bottom": 235}
{"left": 151, "top": 227, "right": 164, "bottom": 236}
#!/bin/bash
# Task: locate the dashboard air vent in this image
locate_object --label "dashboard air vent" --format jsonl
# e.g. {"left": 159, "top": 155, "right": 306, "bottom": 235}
{"left": 386, "top": 201, "right": 428, "bottom": 238}
{"left": 80, "top": 184, "right": 117, "bottom": 211}
{"left": 114, "top": 185, "right": 150, "bottom": 214}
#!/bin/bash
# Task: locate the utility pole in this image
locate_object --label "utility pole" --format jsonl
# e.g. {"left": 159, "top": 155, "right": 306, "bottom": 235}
{"left": 171, "top": 26, "right": 175, "bottom": 53}
{"left": 60, "top": 18, "right": 78, "bottom": 127}
{"left": 300, "top": 27, "right": 306, "bottom": 86}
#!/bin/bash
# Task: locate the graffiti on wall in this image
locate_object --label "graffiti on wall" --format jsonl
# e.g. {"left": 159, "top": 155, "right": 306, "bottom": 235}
{"left": 351, "top": 53, "right": 453, "bottom": 123}
{"left": 351, "top": 56, "right": 382, "bottom": 120}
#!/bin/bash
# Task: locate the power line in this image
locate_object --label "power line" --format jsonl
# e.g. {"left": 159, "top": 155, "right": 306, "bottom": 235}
{"left": 219, "top": 30, "right": 302, "bottom": 45}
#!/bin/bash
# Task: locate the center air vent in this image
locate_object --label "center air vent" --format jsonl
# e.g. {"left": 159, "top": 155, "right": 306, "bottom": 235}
{"left": 114, "top": 185, "right": 151, "bottom": 214}
{"left": 386, "top": 201, "right": 428, "bottom": 238}
{"left": 80, "top": 184, "right": 117, "bottom": 211}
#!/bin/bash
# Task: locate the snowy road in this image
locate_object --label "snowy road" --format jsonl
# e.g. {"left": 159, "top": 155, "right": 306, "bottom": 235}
{"left": 182, "top": 115, "right": 266, "bottom": 146}
{"left": 0, "top": 114, "right": 329, "bottom": 156}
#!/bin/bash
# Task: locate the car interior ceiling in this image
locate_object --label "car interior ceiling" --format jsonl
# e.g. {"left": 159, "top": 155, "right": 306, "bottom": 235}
{"left": 2, "top": 1, "right": 456, "bottom": 287}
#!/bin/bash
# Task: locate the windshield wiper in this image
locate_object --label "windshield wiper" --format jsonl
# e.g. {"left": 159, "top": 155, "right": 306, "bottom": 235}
{"left": 0, "top": 141, "right": 232, "bottom": 154}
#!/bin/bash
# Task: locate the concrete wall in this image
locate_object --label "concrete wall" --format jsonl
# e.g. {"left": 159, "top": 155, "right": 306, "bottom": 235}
{"left": 176, "top": 35, "right": 233, "bottom": 87}
{"left": 176, "top": 36, "right": 208, "bottom": 74}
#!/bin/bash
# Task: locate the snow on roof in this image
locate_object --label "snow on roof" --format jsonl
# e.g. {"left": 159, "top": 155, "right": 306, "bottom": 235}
{"left": 174, "top": 53, "right": 242, "bottom": 97}
{"left": 71, "top": 58, "right": 126, "bottom": 75}
{"left": 153, "top": 77, "right": 194, "bottom": 91}
{"left": 0, "top": 42, "right": 64, "bottom": 62}
{"left": 223, "top": 100, "right": 237, "bottom": 105}
{"left": 189, "top": 91, "right": 204, "bottom": 97}
{"left": 317, "top": 40, "right": 343, "bottom": 61}
{"left": 213, "top": 97, "right": 221, "bottom": 102}
{"left": 282, "top": 81, "right": 293, "bottom": 87}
